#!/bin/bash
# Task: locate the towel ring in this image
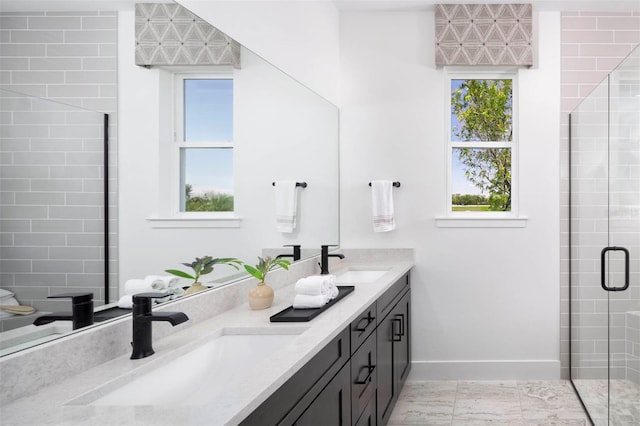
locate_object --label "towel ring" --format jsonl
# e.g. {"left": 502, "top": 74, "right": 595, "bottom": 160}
{"left": 272, "top": 181, "right": 307, "bottom": 188}
{"left": 368, "top": 181, "right": 401, "bottom": 188}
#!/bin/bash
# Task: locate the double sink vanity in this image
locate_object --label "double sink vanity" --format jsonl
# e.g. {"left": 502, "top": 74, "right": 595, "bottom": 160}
{"left": 0, "top": 250, "right": 413, "bottom": 425}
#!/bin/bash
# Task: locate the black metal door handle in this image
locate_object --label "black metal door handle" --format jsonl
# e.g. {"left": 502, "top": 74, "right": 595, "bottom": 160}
{"left": 601, "top": 246, "right": 630, "bottom": 292}
{"left": 391, "top": 318, "right": 402, "bottom": 342}
{"left": 355, "top": 312, "right": 376, "bottom": 332}
{"left": 354, "top": 364, "right": 376, "bottom": 385}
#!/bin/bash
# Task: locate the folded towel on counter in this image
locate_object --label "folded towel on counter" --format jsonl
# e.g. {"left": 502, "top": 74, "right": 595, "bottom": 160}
{"left": 123, "top": 277, "right": 168, "bottom": 296}
{"left": 117, "top": 295, "right": 133, "bottom": 309}
{"left": 293, "top": 294, "right": 329, "bottom": 309}
{"left": 144, "top": 275, "right": 184, "bottom": 299}
{"left": 371, "top": 180, "right": 396, "bottom": 232}
{"left": 145, "top": 275, "right": 177, "bottom": 290}
{"left": 274, "top": 180, "right": 298, "bottom": 233}
{"left": 295, "top": 275, "right": 333, "bottom": 296}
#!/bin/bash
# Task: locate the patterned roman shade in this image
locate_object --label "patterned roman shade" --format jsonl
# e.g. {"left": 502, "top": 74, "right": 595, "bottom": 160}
{"left": 435, "top": 4, "right": 532, "bottom": 66}
{"left": 135, "top": 3, "right": 241, "bottom": 68}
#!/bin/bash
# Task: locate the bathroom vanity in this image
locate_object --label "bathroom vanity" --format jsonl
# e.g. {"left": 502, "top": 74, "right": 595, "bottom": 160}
{"left": 241, "top": 272, "right": 411, "bottom": 425}
{"left": 0, "top": 250, "right": 413, "bottom": 426}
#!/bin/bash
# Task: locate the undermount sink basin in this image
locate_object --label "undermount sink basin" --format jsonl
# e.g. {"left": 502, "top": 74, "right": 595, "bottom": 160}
{"left": 68, "top": 326, "right": 307, "bottom": 407}
{"left": 0, "top": 323, "right": 73, "bottom": 356}
{"left": 335, "top": 267, "right": 390, "bottom": 284}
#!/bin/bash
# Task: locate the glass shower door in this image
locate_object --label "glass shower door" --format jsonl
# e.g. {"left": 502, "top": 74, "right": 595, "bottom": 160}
{"left": 607, "top": 46, "right": 640, "bottom": 426}
{"left": 570, "top": 76, "right": 611, "bottom": 426}
{"left": 571, "top": 45, "right": 640, "bottom": 426}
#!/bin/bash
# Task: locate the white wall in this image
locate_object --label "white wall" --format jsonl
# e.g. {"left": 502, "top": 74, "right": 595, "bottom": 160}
{"left": 339, "top": 10, "right": 561, "bottom": 379}
{"left": 117, "top": 10, "right": 339, "bottom": 288}
{"left": 176, "top": 0, "right": 341, "bottom": 105}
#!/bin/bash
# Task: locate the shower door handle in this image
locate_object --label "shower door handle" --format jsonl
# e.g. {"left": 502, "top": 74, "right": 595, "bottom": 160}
{"left": 600, "top": 246, "right": 630, "bottom": 292}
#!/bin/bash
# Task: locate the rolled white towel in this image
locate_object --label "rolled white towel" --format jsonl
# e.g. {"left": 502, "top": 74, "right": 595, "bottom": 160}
{"left": 144, "top": 275, "right": 170, "bottom": 292}
{"left": 329, "top": 284, "right": 339, "bottom": 300}
{"left": 117, "top": 295, "right": 133, "bottom": 309}
{"left": 295, "top": 276, "right": 332, "bottom": 296}
{"left": 293, "top": 294, "right": 329, "bottom": 309}
{"left": 124, "top": 279, "right": 154, "bottom": 295}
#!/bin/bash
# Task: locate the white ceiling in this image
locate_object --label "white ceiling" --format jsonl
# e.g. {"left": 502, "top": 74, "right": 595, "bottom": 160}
{"left": 1, "top": 0, "right": 638, "bottom": 13}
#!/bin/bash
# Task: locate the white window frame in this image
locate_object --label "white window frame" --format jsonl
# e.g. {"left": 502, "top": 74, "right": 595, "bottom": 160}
{"left": 148, "top": 69, "right": 241, "bottom": 229}
{"left": 436, "top": 68, "right": 527, "bottom": 228}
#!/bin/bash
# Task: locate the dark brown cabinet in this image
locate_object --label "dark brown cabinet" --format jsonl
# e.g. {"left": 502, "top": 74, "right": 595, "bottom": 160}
{"left": 241, "top": 272, "right": 411, "bottom": 426}
{"left": 376, "top": 287, "right": 411, "bottom": 426}
{"left": 293, "top": 362, "right": 351, "bottom": 425}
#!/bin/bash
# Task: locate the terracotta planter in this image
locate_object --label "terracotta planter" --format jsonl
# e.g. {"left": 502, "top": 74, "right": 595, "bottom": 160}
{"left": 248, "top": 282, "right": 274, "bottom": 310}
{"left": 184, "top": 282, "right": 207, "bottom": 296}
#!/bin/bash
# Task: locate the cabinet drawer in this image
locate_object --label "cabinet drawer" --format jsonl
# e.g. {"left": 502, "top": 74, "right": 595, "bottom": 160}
{"left": 240, "top": 327, "right": 350, "bottom": 426}
{"left": 354, "top": 394, "right": 376, "bottom": 426}
{"left": 350, "top": 301, "right": 377, "bottom": 355}
{"left": 376, "top": 273, "right": 410, "bottom": 324}
{"left": 351, "top": 331, "right": 377, "bottom": 425}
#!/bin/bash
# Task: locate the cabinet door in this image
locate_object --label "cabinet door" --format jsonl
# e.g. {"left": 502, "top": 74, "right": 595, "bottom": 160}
{"left": 376, "top": 306, "right": 396, "bottom": 425}
{"left": 294, "top": 362, "right": 351, "bottom": 426}
{"left": 394, "top": 289, "right": 411, "bottom": 390}
{"left": 351, "top": 330, "right": 377, "bottom": 424}
{"left": 376, "top": 288, "right": 411, "bottom": 425}
{"left": 354, "top": 394, "right": 377, "bottom": 426}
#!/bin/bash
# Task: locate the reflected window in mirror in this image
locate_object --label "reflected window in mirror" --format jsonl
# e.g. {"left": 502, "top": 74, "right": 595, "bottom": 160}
{"left": 175, "top": 75, "right": 234, "bottom": 213}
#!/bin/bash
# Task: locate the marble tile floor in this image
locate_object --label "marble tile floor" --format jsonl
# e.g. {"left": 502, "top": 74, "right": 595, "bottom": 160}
{"left": 572, "top": 379, "right": 640, "bottom": 426}
{"left": 388, "top": 380, "right": 591, "bottom": 426}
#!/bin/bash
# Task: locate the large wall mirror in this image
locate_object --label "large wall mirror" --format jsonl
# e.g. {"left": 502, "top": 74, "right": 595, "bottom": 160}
{"left": 0, "top": 0, "right": 339, "bottom": 356}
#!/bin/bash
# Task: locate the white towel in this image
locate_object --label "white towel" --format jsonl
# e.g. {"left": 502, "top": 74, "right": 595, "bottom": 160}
{"left": 145, "top": 275, "right": 177, "bottom": 290}
{"left": 293, "top": 294, "right": 329, "bottom": 309}
{"left": 123, "top": 278, "right": 165, "bottom": 296}
{"left": 371, "top": 180, "right": 396, "bottom": 232}
{"left": 295, "top": 276, "right": 331, "bottom": 296}
{"left": 117, "top": 295, "right": 133, "bottom": 309}
{"left": 275, "top": 180, "right": 298, "bottom": 233}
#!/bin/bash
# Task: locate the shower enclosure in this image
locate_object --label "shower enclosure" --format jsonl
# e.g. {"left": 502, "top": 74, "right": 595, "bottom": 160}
{"left": 570, "top": 45, "right": 640, "bottom": 425}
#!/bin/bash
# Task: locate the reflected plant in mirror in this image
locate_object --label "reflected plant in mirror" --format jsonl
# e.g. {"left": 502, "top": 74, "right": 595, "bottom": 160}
{"left": 165, "top": 256, "right": 242, "bottom": 296}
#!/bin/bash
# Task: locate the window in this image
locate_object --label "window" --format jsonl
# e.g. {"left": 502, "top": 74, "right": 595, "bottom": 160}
{"left": 447, "top": 71, "right": 517, "bottom": 216}
{"left": 176, "top": 75, "right": 234, "bottom": 213}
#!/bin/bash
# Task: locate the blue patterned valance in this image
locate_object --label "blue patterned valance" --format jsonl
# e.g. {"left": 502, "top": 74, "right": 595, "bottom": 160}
{"left": 135, "top": 3, "right": 241, "bottom": 68}
{"left": 435, "top": 4, "right": 533, "bottom": 66}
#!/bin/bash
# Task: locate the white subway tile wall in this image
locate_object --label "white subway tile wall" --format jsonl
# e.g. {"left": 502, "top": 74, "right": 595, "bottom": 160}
{"left": 560, "top": 11, "right": 640, "bottom": 381}
{"left": 0, "top": 11, "right": 118, "bottom": 329}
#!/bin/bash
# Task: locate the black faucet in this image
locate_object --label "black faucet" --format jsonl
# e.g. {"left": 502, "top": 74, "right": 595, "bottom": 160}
{"left": 33, "top": 293, "right": 94, "bottom": 330}
{"left": 130, "top": 292, "right": 189, "bottom": 360}
{"left": 320, "top": 245, "right": 345, "bottom": 275}
{"left": 276, "top": 244, "right": 301, "bottom": 262}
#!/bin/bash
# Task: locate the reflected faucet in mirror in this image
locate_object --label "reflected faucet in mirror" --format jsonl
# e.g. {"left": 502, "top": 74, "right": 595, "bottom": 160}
{"left": 130, "top": 293, "right": 189, "bottom": 360}
{"left": 33, "top": 293, "right": 94, "bottom": 330}
{"left": 276, "top": 245, "right": 302, "bottom": 262}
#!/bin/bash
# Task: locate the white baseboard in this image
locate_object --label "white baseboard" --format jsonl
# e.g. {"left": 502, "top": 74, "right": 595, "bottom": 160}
{"left": 408, "top": 360, "right": 561, "bottom": 381}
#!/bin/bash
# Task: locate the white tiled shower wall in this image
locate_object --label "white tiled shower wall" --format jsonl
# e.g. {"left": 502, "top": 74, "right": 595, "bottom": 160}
{"left": 0, "top": 11, "right": 118, "bottom": 325}
{"left": 560, "top": 11, "right": 640, "bottom": 381}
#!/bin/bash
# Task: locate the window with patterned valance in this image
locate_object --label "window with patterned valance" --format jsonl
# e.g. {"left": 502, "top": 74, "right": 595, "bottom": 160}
{"left": 135, "top": 3, "right": 241, "bottom": 68}
{"left": 435, "top": 4, "right": 532, "bottom": 66}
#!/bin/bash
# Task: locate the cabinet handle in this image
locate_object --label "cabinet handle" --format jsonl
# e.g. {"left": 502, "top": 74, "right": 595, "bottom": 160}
{"left": 355, "top": 312, "right": 376, "bottom": 332}
{"left": 391, "top": 318, "right": 402, "bottom": 342}
{"left": 396, "top": 313, "right": 405, "bottom": 337}
{"left": 354, "top": 364, "right": 376, "bottom": 385}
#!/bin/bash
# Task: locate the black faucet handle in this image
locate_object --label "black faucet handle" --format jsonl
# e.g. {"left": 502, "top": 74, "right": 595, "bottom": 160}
{"left": 132, "top": 292, "right": 170, "bottom": 302}
{"left": 48, "top": 292, "right": 93, "bottom": 304}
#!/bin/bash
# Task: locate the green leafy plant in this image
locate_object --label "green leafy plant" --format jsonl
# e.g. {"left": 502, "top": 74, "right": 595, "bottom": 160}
{"left": 165, "top": 256, "right": 242, "bottom": 284}
{"left": 244, "top": 256, "right": 291, "bottom": 283}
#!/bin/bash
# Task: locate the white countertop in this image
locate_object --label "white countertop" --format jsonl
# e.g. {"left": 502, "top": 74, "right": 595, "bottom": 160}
{"left": 0, "top": 259, "right": 413, "bottom": 426}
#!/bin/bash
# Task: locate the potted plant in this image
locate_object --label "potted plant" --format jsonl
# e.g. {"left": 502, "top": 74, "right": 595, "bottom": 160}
{"left": 165, "top": 256, "right": 242, "bottom": 295}
{"left": 244, "top": 256, "right": 291, "bottom": 310}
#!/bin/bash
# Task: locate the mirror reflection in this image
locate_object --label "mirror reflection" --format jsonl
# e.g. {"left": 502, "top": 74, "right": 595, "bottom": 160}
{"left": 0, "top": 1, "right": 339, "bottom": 356}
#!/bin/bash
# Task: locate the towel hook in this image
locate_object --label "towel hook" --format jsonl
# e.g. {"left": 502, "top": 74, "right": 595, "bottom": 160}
{"left": 368, "top": 181, "right": 401, "bottom": 188}
{"left": 272, "top": 181, "right": 307, "bottom": 188}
